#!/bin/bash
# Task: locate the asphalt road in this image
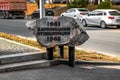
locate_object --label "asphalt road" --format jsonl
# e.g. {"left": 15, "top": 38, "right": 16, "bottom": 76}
{"left": 0, "top": 19, "right": 34, "bottom": 38}
{"left": 0, "top": 19, "right": 120, "bottom": 57}
{"left": 77, "top": 28, "right": 120, "bottom": 57}
{"left": 0, "top": 65, "right": 120, "bottom": 80}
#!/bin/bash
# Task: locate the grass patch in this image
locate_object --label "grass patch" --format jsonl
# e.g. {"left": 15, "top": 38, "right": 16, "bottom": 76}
{"left": 0, "top": 32, "right": 120, "bottom": 62}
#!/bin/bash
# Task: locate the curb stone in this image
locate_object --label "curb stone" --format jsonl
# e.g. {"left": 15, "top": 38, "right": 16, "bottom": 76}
{"left": 0, "top": 58, "right": 120, "bottom": 73}
{"left": 0, "top": 60, "right": 59, "bottom": 73}
{"left": 58, "top": 59, "right": 120, "bottom": 65}
{"left": 0, "top": 52, "right": 46, "bottom": 64}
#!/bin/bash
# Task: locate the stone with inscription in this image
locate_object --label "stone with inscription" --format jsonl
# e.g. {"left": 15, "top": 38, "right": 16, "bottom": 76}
{"left": 26, "top": 16, "right": 89, "bottom": 48}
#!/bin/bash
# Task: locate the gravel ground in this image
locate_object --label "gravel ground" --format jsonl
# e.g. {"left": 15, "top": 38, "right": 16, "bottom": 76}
{"left": 0, "top": 38, "right": 40, "bottom": 55}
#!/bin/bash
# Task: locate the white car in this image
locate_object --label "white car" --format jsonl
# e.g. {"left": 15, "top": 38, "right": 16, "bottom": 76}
{"left": 81, "top": 9, "right": 120, "bottom": 28}
{"left": 60, "top": 8, "right": 89, "bottom": 20}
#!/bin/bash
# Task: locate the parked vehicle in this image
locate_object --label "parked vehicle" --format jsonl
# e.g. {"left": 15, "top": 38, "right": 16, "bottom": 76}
{"left": 53, "top": 0, "right": 61, "bottom": 3}
{"left": 0, "top": 0, "right": 27, "bottom": 19}
{"left": 53, "top": 0, "right": 67, "bottom": 3}
{"left": 31, "top": 8, "right": 54, "bottom": 19}
{"left": 60, "top": 8, "right": 89, "bottom": 20}
{"left": 0, "top": 10, "right": 4, "bottom": 18}
{"left": 112, "top": 0, "right": 120, "bottom": 5}
{"left": 81, "top": 9, "right": 120, "bottom": 28}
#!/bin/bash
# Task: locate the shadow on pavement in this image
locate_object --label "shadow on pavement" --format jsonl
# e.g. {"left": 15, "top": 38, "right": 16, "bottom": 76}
{"left": 0, "top": 65, "right": 120, "bottom": 80}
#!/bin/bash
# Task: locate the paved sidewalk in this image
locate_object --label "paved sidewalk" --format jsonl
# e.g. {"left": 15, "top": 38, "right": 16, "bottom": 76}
{"left": 0, "top": 65, "right": 120, "bottom": 80}
{"left": 0, "top": 37, "right": 40, "bottom": 56}
{"left": 0, "top": 37, "right": 120, "bottom": 80}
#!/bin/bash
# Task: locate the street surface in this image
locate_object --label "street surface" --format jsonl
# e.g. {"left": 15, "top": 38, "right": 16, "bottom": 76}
{"left": 0, "top": 19, "right": 34, "bottom": 38}
{"left": 0, "top": 19, "right": 120, "bottom": 57}
{"left": 0, "top": 65, "right": 120, "bottom": 80}
{"left": 77, "top": 29, "right": 120, "bottom": 57}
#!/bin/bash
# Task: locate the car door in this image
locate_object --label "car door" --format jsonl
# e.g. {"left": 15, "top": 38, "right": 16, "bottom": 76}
{"left": 94, "top": 11, "right": 104, "bottom": 25}
{"left": 70, "top": 9, "right": 79, "bottom": 18}
{"left": 85, "top": 11, "right": 97, "bottom": 25}
{"left": 67, "top": 9, "right": 76, "bottom": 18}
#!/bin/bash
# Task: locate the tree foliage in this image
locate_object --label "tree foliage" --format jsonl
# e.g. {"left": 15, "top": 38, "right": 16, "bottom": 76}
{"left": 35, "top": 0, "right": 39, "bottom": 7}
{"left": 86, "top": 4, "right": 97, "bottom": 11}
{"left": 67, "top": 0, "right": 88, "bottom": 8}
{"left": 97, "top": 0, "right": 112, "bottom": 9}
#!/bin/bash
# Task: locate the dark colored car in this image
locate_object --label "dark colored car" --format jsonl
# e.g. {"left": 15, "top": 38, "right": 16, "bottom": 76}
{"left": 112, "top": 0, "right": 120, "bottom": 5}
{"left": 53, "top": 0, "right": 61, "bottom": 3}
{"left": 53, "top": 0, "right": 67, "bottom": 4}
{"left": 0, "top": 10, "right": 4, "bottom": 19}
{"left": 31, "top": 8, "right": 54, "bottom": 19}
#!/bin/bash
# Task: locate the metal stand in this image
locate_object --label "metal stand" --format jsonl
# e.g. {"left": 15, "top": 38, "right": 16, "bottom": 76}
{"left": 46, "top": 48, "right": 53, "bottom": 60}
{"left": 58, "top": 46, "right": 64, "bottom": 58}
{"left": 46, "top": 46, "right": 75, "bottom": 67}
{"left": 68, "top": 46, "right": 75, "bottom": 67}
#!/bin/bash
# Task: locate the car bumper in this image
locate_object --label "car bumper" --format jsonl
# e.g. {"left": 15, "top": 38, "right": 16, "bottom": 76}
{"left": 107, "top": 23, "right": 120, "bottom": 26}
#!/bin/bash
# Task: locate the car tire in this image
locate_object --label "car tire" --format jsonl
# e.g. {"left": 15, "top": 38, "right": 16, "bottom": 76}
{"left": 4, "top": 13, "right": 9, "bottom": 19}
{"left": 31, "top": 15, "right": 34, "bottom": 19}
{"left": 5, "top": 15, "right": 9, "bottom": 19}
{"left": 4, "top": 11, "right": 9, "bottom": 19}
{"left": 100, "top": 21, "right": 107, "bottom": 29}
{"left": 117, "top": 26, "right": 120, "bottom": 29}
{"left": 82, "top": 20, "right": 87, "bottom": 27}
{"left": 12, "top": 16, "right": 15, "bottom": 19}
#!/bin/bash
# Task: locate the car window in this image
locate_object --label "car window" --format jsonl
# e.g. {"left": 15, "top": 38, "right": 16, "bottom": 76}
{"left": 88, "top": 11, "right": 96, "bottom": 16}
{"left": 72, "top": 9, "right": 76, "bottom": 12}
{"left": 78, "top": 9, "right": 88, "bottom": 11}
{"left": 0, "top": 10, "right": 2, "bottom": 12}
{"left": 66, "top": 9, "right": 73, "bottom": 13}
{"left": 104, "top": 12, "right": 107, "bottom": 15}
{"left": 89, "top": 11, "right": 107, "bottom": 16}
{"left": 109, "top": 11, "right": 120, "bottom": 16}
{"left": 96, "top": 12, "right": 103, "bottom": 16}
{"left": 66, "top": 9, "right": 76, "bottom": 13}
{"left": 0, "top": 10, "right": 3, "bottom": 13}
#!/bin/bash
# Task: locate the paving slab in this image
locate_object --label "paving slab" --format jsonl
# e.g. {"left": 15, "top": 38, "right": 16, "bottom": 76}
{"left": 0, "top": 37, "right": 40, "bottom": 55}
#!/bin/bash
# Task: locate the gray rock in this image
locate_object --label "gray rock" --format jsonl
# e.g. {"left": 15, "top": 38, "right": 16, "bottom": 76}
{"left": 26, "top": 16, "right": 89, "bottom": 47}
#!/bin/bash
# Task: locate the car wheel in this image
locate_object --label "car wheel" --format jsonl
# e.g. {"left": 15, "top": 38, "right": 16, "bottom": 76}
{"left": 117, "top": 26, "right": 120, "bottom": 29}
{"left": 82, "top": 20, "right": 87, "bottom": 27}
{"left": 100, "top": 21, "right": 107, "bottom": 29}
{"left": 4, "top": 11, "right": 9, "bottom": 19}
{"left": 12, "top": 15, "right": 16, "bottom": 19}
{"left": 31, "top": 15, "right": 34, "bottom": 19}
{"left": 5, "top": 15, "right": 9, "bottom": 19}
{"left": 4, "top": 13, "right": 9, "bottom": 19}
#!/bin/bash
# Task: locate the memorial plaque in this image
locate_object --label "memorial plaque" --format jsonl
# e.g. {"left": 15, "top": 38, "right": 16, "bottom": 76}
{"left": 26, "top": 16, "right": 89, "bottom": 48}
